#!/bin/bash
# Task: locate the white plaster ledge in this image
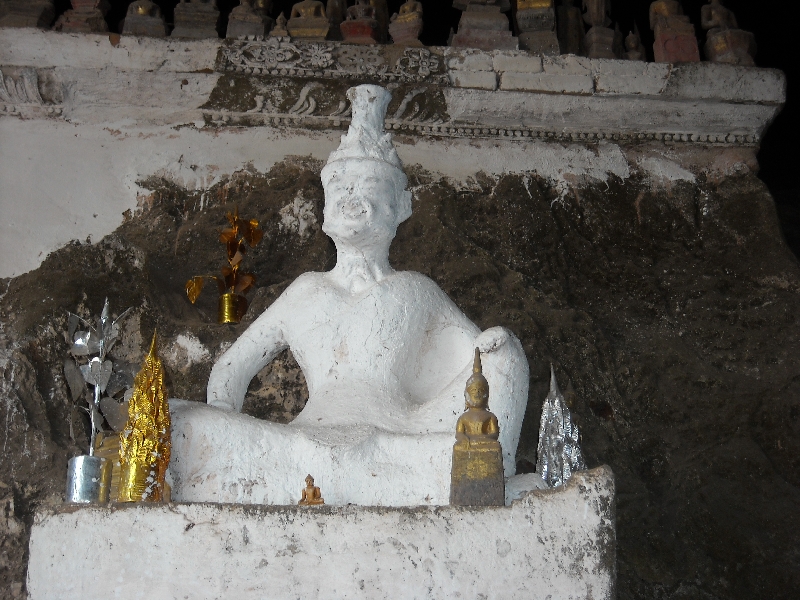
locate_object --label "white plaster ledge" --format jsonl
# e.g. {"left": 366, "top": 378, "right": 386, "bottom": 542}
{"left": 28, "top": 466, "right": 615, "bottom": 600}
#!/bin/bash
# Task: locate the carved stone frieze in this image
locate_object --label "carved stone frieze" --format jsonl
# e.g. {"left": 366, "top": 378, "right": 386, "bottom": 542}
{"left": 218, "top": 38, "right": 447, "bottom": 84}
{"left": 201, "top": 73, "right": 757, "bottom": 145}
{"left": 0, "top": 67, "right": 63, "bottom": 118}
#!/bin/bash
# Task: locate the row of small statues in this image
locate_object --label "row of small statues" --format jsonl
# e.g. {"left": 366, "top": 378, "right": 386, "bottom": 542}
{"left": 0, "top": 0, "right": 424, "bottom": 46}
{"left": 0, "top": 0, "right": 754, "bottom": 65}
{"left": 453, "top": 0, "right": 755, "bottom": 65}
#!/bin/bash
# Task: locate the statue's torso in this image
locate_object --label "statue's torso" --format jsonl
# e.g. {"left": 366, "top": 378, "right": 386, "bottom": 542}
{"left": 271, "top": 270, "right": 478, "bottom": 429}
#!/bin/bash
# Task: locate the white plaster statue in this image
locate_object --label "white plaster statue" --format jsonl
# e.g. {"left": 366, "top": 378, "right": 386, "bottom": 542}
{"left": 168, "top": 85, "right": 530, "bottom": 506}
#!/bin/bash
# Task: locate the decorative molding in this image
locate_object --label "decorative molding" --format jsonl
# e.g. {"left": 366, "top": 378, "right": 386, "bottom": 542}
{"left": 0, "top": 67, "right": 63, "bottom": 118}
{"left": 202, "top": 108, "right": 759, "bottom": 146}
{"left": 218, "top": 38, "right": 448, "bottom": 85}
{"left": 212, "top": 39, "right": 765, "bottom": 146}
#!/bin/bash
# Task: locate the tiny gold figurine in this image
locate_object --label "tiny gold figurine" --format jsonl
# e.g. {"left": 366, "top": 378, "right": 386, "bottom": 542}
{"left": 186, "top": 206, "right": 263, "bottom": 324}
{"left": 298, "top": 474, "right": 325, "bottom": 505}
{"left": 117, "top": 331, "right": 171, "bottom": 503}
{"left": 450, "top": 348, "right": 505, "bottom": 506}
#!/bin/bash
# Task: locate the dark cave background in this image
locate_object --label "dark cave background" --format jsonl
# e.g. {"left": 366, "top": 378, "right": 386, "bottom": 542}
{"left": 46, "top": 0, "right": 797, "bottom": 259}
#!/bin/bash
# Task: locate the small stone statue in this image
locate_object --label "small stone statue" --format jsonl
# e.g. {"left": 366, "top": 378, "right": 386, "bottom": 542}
{"left": 450, "top": 349, "right": 505, "bottom": 506}
{"left": 298, "top": 475, "right": 325, "bottom": 505}
{"left": 0, "top": 0, "right": 55, "bottom": 28}
{"left": 171, "top": 0, "right": 220, "bottom": 39}
{"left": 53, "top": 0, "right": 109, "bottom": 34}
{"left": 226, "top": 0, "right": 274, "bottom": 39}
{"left": 451, "top": 0, "right": 519, "bottom": 51}
{"left": 649, "top": 0, "right": 700, "bottom": 63}
{"left": 121, "top": 0, "right": 167, "bottom": 37}
{"left": 700, "top": 0, "right": 755, "bottom": 66}
{"left": 515, "top": 0, "right": 559, "bottom": 55}
{"left": 270, "top": 11, "right": 289, "bottom": 36}
{"left": 624, "top": 24, "right": 645, "bottom": 60}
{"left": 287, "top": 0, "right": 329, "bottom": 40}
{"left": 581, "top": 0, "right": 615, "bottom": 59}
{"left": 340, "top": 0, "right": 379, "bottom": 44}
{"left": 389, "top": 0, "right": 424, "bottom": 46}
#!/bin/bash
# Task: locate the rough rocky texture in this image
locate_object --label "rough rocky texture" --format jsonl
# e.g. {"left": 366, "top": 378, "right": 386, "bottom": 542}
{"left": 1, "top": 150, "right": 798, "bottom": 598}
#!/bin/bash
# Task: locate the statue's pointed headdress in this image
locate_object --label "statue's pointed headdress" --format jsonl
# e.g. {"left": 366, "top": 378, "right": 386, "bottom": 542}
{"left": 465, "top": 348, "right": 490, "bottom": 407}
{"left": 321, "top": 85, "right": 412, "bottom": 223}
{"left": 323, "top": 85, "right": 402, "bottom": 171}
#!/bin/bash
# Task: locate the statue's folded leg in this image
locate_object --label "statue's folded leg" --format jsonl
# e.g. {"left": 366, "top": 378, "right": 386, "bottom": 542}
{"left": 476, "top": 327, "right": 530, "bottom": 477}
{"left": 168, "top": 400, "right": 456, "bottom": 505}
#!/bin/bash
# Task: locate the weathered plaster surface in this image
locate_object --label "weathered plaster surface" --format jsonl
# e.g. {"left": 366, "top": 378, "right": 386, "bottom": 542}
{"left": 0, "top": 29, "right": 785, "bottom": 279}
{"left": 28, "top": 466, "right": 615, "bottom": 600}
{"left": 0, "top": 120, "right": 338, "bottom": 278}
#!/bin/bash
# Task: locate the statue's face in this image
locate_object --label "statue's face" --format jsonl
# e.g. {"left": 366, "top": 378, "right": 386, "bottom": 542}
{"left": 322, "top": 161, "right": 400, "bottom": 244}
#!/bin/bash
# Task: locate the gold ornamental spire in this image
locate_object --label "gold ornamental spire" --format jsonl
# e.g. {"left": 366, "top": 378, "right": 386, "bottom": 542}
{"left": 117, "top": 330, "right": 171, "bottom": 502}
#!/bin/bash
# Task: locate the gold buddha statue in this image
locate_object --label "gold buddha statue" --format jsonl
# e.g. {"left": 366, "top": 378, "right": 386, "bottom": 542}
{"left": 396, "top": 0, "right": 422, "bottom": 20}
{"left": 700, "top": 0, "right": 755, "bottom": 66}
{"left": 287, "top": 0, "right": 329, "bottom": 40}
{"left": 298, "top": 474, "right": 325, "bottom": 505}
{"left": 649, "top": 0, "right": 694, "bottom": 37}
{"left": 389, "top": 0, "right": 423, "bottom": 45}
{"left": 291, "top": 0, "right": 326, "bottom": 19}
{"left": 450, "top": 349, "right": 505, "bottom": 506}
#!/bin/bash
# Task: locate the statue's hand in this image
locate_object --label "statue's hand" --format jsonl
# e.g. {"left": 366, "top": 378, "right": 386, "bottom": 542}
{"left": 475, "top": 326, "right": 511, "bottom": 354}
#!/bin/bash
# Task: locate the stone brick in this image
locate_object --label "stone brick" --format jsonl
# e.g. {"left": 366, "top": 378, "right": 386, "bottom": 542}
{"left": 593, "top": 61, "right": 672, "bottom": 95}
{"left": 449, "top": 70, "right": 498, "bottom": 90}
{"left": 542, "top": 54, "right": 592, "bottom": 75}
{"left": 500, "top": 71, "right": 593, "bottom": 93}
{"left": 445, "top": 51, "right": 494, "bottom": 72}
{"left": 491, "top": 52, "right": 543, "bottom": 74}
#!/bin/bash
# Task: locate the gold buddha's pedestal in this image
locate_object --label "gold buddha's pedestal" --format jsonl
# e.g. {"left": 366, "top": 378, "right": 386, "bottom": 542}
{"left": 450, "top": 349, "right": 505, "bottom": 506}
{"left": 451, "top": 438, "right": 505, "bottom": 506}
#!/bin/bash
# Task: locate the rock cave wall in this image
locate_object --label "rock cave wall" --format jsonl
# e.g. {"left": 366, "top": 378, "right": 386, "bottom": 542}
{"left": 0, "top": 29, "right": 798, "bottom": 600}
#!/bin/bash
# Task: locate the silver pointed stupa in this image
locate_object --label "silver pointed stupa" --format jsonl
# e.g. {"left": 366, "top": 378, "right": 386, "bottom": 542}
{"left": 535, "top": 365, "right": 586, "bottom": 488}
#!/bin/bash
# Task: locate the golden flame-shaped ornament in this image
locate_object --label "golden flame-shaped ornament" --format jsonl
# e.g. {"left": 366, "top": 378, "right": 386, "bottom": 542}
{"left": 117, "top": 331, "right": 171, "bottom": 503}
{"left": 185, "top": 206, "right": 262, "bottom": 324}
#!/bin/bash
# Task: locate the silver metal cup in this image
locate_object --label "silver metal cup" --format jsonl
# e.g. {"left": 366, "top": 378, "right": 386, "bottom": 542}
{"left": 65, "top": 455, "right": 112, "bottom": 504}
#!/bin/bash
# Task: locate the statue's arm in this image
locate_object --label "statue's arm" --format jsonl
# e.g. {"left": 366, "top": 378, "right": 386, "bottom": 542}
{"left": 206, "top": 302, "right": 289, "bottom": 412}
{"left": 486, "top": 414, "right": 500, "bottom": 439}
